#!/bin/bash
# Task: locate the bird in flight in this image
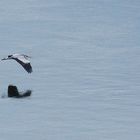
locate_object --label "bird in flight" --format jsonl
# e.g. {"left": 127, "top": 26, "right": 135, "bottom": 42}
{"left": 1, "top": 53, "right": 33, "bottom": 73}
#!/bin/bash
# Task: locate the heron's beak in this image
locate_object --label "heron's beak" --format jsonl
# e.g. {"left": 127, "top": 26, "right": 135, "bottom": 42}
{"left": 1, "top": 57, "right": 8, "bottom": 60}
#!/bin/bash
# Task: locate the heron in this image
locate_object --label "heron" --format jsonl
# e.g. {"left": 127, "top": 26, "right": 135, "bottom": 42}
{"left": 1, "top": 53, "right": 33, "bottom": 73}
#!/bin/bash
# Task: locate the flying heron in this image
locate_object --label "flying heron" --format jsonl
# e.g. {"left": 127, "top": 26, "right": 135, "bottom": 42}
{"left": 1, "top": 53, "right": 33, "bottom": 73}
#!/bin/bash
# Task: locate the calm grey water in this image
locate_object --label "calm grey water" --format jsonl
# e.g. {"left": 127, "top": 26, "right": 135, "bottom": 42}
{"left": 0, "top": 0, "right": 140, "bottom": 140}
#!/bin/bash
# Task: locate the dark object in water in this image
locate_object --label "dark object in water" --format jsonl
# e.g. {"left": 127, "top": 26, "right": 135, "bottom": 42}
{"left": 8, "top": 85, "right": 32, "bottom": 98}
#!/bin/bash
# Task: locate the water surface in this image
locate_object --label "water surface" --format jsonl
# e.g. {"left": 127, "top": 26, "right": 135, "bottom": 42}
{"left": 0, "top": 0, "right": 140, "bottom": 140}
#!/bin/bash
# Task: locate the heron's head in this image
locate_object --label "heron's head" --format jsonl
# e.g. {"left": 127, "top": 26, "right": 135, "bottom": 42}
{"left": 8, "top": 55, "right": 12, "bottom": 58}
{"left": 1, "top": 55, "right": 13, "bottom": 60}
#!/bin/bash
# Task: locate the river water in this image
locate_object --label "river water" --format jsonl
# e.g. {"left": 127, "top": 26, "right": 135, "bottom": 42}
{"left": 0, "top": 0, "right": 140, "bottom": 140}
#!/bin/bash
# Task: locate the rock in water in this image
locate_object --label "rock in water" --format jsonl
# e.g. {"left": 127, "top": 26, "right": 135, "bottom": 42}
{"left": 8, "top": 85, "right": 32, "bottom": 98}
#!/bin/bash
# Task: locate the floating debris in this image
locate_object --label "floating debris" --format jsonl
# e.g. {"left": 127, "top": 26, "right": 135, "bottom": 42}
{"left": 8, "top": 85, "right": 32, "bottom": 98}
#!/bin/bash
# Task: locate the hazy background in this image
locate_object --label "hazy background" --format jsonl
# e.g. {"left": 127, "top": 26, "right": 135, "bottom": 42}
{"left": 0, "top": 0, "right": 140, "bottom": 140}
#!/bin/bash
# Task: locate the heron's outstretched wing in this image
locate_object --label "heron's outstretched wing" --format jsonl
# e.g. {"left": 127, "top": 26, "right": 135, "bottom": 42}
{"left": 14, "top": 58, "right": 33, "bottom": 73}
